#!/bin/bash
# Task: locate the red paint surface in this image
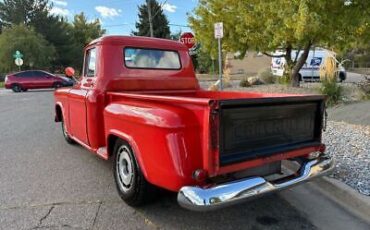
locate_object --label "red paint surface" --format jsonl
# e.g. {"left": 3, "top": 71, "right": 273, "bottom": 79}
{"left": 54, "top": 36, "right": 325, "bottom": 192}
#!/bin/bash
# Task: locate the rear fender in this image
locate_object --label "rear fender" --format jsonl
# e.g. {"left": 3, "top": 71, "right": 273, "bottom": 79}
{"left": 106, "top": 130, "right": 150, "bottom": 181}
{"left": 104, "top": 102, "right": 204, "bottom": 191}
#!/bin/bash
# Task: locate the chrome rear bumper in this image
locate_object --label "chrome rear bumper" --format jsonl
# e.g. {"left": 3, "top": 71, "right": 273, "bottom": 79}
{"left": 177, "top": 155, "right": 334, "bottom": 211}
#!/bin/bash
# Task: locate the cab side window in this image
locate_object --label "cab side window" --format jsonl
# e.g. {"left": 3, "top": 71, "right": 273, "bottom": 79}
{"left": 15, "top": 72, "right": 34, "bottom": 78}
{"left": 84, "top": 48, "right": 96, "bottom": 77}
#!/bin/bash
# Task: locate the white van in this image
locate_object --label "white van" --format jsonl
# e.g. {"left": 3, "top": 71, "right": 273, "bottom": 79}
{"left": 271, "top": 48, "right": 346, "bottom": 82}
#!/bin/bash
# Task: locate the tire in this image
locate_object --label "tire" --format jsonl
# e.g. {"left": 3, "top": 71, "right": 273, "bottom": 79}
{"left": 22, "top": 88, "right": 28, "bottom": 92}
{"left": 12, "top": 84, "right": 22, "bottom": 93}
{"left": 113, "top": 139, "right": 156, "bottom": 206}
{"left": 61, "top": 119, "right": 75, "bottom": 144}
{"left": 54, "top": 82, "right": 63, "bottom": 89}
{"left": 298, "top": 74, "right": 303, "bottom": 82}
{"left": 339, "top": 72, "right": 346, "bottom": 82}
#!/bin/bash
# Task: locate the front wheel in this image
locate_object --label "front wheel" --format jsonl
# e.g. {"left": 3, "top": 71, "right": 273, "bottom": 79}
{"left": 54, "top": 82, "right": 63, "bottom": 89}
{"left": 113, "top": 139, "right": 156, "bottom": 206}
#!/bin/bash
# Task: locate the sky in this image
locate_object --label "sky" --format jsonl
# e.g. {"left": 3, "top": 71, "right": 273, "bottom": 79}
{"left": 50, "top": 0, "right": 199, "bottom": 35}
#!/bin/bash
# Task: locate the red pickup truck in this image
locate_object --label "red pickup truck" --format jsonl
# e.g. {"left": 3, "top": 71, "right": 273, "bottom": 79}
{"left": 54, "top": 36, "right": 334, "bottom": 211}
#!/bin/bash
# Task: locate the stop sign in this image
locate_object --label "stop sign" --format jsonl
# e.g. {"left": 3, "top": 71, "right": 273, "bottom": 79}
{"left": 179, "top": 32, "right": 196, "bottom": 49}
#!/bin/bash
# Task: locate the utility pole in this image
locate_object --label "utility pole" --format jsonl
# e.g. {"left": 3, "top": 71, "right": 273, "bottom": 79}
{"left": 147, "top": 0, "right": 154, "bottom": 37}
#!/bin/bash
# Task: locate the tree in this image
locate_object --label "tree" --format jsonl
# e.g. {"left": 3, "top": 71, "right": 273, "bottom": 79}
{"left": 70, "top": 13, "right": 105, "bottom": 71}
{"left": 0, "top": 0, "right": 50, "bottom": 27}
{"left": 0, "top": 24, "right": 55, "bottom": 72}
{"left": 189, "top": 0, "right": 370, "bottom": 86}
{"left": 0, "top": 0, "right": 74, "bottom": 70}
{"left": 32, "top": 13, "right": 75, "bottom": 71}
{"left": 133, "top": 0, "right": 170, "bottom": 38}
{"left": 170, "top": 29, "right": 182, "bottom": 41}
{"left": 0, "top": 1, "right": 105, "bottom": 72}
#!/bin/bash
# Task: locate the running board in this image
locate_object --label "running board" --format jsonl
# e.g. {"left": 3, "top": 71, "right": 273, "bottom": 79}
{"left": 96, "top": 147, "right": 108, "bottom": 160}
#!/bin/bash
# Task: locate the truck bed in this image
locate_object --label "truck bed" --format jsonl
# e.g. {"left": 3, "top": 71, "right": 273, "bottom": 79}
{"left": 107, "top": 90, "right": 321, "bottom": 104}
{"left": 107, "top": 90, "right": 325, "bottom": 165}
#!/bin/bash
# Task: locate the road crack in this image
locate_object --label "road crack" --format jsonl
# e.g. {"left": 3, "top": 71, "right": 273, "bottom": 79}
{"left": 91, "top": 201, "right": 102, "bottom": 229}
{"left": 38, "top": 206, "right": 54, "bottom": 226}
{"left": 30, "top": 206, "right": 54, "bottom": 229}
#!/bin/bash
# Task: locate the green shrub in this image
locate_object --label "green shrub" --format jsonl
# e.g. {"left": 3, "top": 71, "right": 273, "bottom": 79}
{"left": 0, "top": 81, "right": 4, "bottom": 88}
{"left": 239, "top": 78, "right": 252, "bottom": 87}
{"left": 276, "top": 74, "right": 291, "bottom": 85}
{"left": 258, "top": 69, "right": 275, "bottom": 84}
{"left": 320, "top": 79, "right": 342, "bottom": 106}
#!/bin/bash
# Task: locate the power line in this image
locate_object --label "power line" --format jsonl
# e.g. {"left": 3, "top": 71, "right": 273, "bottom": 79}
{"left": 102, "top": 23, "right": 190, "bottom": 28}
{"left": 168, "top": 23, "right": 190, "bottom": 28}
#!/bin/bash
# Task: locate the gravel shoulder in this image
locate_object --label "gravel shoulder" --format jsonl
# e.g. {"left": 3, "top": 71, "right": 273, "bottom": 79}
{"left": 323, "top": 121, "right": 370, "bottom": 196}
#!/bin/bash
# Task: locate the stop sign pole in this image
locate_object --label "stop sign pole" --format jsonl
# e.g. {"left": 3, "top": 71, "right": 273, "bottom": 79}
{"left": 214, "top": 22, "right": 224, "bottom": 90}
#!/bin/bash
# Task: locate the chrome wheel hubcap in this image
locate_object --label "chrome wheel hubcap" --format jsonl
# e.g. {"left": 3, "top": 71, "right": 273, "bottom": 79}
{"left": 116, "top": 146, "right": 133, "bottom": 191}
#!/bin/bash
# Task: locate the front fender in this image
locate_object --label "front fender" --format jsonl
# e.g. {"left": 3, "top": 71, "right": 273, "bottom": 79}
{"left": 104, "top": 102, "right": 204, "bottom": 191}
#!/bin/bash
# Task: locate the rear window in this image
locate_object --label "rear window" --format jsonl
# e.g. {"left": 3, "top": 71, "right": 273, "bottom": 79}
{"left": 124, "top": 48, "right": 181, "bottom": 70}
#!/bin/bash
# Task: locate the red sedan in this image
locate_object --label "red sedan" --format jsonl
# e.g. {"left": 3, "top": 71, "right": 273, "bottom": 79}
{"left": 4, "top": 70, "right": 74, "bottom": 92}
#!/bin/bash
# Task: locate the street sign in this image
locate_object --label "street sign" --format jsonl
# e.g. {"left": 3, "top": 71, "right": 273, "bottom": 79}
{"left": 13, "top": 50, "right": 23, "bottom": 59}
{"left": 214, "top": 22, "right": 224, "bottom": 90}
{"left": 15, "top": 58, "right": 23, "bottom": 67}
{"left": 214, "top": 22, "right": 223, "bottom": 39}
{"left": 179, "top": 32, "right": 196, "bottom": 49}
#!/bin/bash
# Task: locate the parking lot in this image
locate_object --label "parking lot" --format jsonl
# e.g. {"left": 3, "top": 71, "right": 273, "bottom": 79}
{"left": 0, "top": 90, "right": 369, "bottom": 230}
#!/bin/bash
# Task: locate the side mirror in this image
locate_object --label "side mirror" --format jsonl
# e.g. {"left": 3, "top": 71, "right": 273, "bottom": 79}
{"left": 65, "top": 67, "right": 75, "bottom": 78}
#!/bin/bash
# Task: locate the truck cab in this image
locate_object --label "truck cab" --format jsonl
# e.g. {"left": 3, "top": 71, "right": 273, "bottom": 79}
{"left": 54, "top": 36, "right": 334, "bottom": 211}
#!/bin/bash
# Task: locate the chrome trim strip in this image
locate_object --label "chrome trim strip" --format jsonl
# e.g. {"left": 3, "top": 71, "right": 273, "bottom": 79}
{"left": 177, "top": 155, "right": 334, "bottom": 211}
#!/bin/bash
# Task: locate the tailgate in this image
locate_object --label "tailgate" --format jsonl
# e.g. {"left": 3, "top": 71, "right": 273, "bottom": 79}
{"left": 218, "top": 96, "right": 325, "bottom": 166}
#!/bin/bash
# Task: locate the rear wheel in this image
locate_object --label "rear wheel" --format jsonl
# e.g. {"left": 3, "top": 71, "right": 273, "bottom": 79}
{"left": 11, "top": 84, "right": 22, "bottom": 93}
{"left": 61, "top": 118, "right": 75, "bottom": 144}
{"left": 298, "top": 74, "right": 303, "bottom": 82}
{"left": 113, "top": 139, "right": 156, "bottom": 206}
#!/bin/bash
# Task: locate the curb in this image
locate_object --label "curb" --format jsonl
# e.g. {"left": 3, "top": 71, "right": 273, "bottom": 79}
{"left": 314, "top": 177, "right": 370, "bottom": 224}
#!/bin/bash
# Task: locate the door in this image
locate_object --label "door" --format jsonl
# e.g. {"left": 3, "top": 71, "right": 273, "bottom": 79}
{"left": 68, "top": 48, "right": 97, "bottom": 145}
{"left": 16, "top": 71, "right": 35, "bottom": 88}
{"left": 33, "top": 71, "right": 55, "bottom": 88}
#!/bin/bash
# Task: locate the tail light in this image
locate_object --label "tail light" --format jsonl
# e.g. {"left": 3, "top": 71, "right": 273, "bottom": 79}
{"left": 192, "top": 169, "right": 208, "bottom": 182}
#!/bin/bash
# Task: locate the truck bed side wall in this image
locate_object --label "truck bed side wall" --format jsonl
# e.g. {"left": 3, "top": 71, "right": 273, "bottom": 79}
{"left": 104, "top": 97, "right": 209, "bottom": 191}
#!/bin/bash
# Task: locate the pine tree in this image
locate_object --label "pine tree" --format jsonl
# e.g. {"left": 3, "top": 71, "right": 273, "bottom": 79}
{"left": 70, "top": 13, "right": 105, "bottom": 71}
{"left": 133, "top": 0, "right": 170, "bottom": 38}
{"left": 0, "top": 1, "right": 105, "bottom": 71}
{"left": 0, "top": 0, "right": 49, "bottom": 27}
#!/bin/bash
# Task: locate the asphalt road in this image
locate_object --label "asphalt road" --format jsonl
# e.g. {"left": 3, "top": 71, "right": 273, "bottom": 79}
{"left": 345, "top": 72, "right": 366, "bottom": 83}
{"left": 0, "top": 90, "right": 368, "bottom": 230}
{"left": 328, "top": 101, "right": 370, "bottom": 126}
